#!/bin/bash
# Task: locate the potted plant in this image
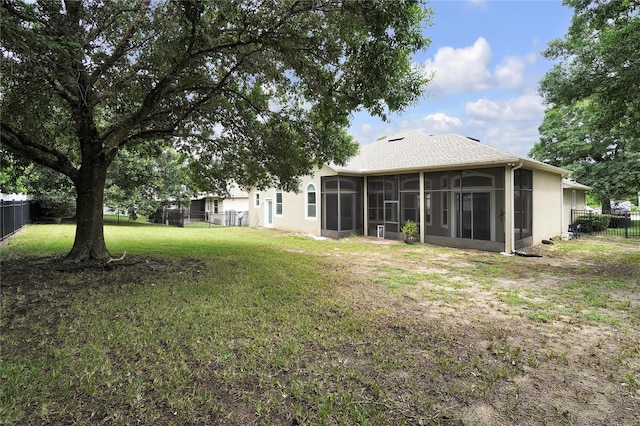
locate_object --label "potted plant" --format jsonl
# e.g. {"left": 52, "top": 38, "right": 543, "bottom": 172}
{"left": 401, "top": 219, "right": 418, "bottom": 244}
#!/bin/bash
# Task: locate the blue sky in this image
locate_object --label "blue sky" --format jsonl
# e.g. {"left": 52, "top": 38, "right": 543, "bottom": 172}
{"left": 348, "top": 0, "right": 574, "bottom": 157}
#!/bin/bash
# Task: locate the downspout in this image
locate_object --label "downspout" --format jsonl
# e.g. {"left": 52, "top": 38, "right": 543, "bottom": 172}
{"left": 510, "top": 161, "right": 523, "bottom": 253}
{"left": 561, "top": 175, "right": 568, "bottom": 240}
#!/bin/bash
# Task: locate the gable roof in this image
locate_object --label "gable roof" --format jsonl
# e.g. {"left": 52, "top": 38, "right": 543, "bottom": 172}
{"left": 562, "top": 178, "right": 591, "bottom": 191}
{"left": 193, "top": 183, "right": 249, "bottom": 200}
{"left": 330, "top": 131, "right": 568, "bottom": 175}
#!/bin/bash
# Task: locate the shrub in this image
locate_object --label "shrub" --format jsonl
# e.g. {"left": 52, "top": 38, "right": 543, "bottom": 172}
{"left": 574, "top": 214, "right": 610, "bottom": 232}
{"left": 401, "top": 220, "right": 418, "bottom": 244}
{"left": 608, "top": 215, "right": 628, "bottom": 229}
{"left": 401, "top": 220, "right": 418, "bottom": 237}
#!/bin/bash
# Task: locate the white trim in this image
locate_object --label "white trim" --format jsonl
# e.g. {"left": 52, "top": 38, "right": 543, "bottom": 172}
{"left": 510, "top": 162, "right": 524, "bottom": 251}
{"left": 305, "top": 183, "right": 317, "bottom": 220}
{"left": 265, "top": 198, "right": 274, "bottom": 227}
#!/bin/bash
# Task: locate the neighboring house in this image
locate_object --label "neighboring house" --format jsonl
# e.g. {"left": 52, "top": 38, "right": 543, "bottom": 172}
{"left": 250, "top": 131, "right": 587, "bottom": 252}
{"left": 190, "top": 184, "right": 250, "bottom": 226}
{"left": 562, "top": 178, "right": 591, "bottom": 234}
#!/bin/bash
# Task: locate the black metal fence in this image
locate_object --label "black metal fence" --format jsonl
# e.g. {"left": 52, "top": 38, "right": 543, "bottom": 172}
{"left": 191, "top": 210, "right": 249, "bottom": 227}
{"left": 149, "top": 208, "right": 248, "bottom": 227}
{"left": 571, "top": 209, "right": 640, "bottom": 239}
{"left": 1, "top": 199, "right": 32, "bottom": 241}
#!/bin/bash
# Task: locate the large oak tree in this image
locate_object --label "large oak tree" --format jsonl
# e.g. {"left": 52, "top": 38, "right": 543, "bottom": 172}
{"left": 1, "top": 0, "right": 432, "bottom": 261}
{"left": 530, "top": 0, "right": 640, "bottom": 211}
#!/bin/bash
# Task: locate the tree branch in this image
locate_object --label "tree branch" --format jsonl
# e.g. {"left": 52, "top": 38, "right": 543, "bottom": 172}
{"left": 1, "top": 123, "right": 79, "bottom": 181}
{"left": 89, "top": 1, "right": 151, "bottom": 86}
{"left": 0, "top": 1, "right": 47, "bottom": 25}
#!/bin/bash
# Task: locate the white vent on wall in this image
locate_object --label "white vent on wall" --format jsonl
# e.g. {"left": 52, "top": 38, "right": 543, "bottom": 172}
{"left": 377, "top": 225, "right": 385, "bottom": 239}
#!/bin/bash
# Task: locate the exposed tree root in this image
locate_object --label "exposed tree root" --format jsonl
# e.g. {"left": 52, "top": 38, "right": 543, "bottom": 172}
{"left": 105, "top": 251, "right": 127, "bottom": 265}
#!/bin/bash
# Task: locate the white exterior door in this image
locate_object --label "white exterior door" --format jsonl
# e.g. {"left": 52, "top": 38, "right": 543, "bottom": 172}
{"left": 265, "top": 199, "right": 273, "bottom": 227}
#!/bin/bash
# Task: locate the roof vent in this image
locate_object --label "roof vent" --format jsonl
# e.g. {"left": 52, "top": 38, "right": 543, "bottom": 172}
{"left": 388, "top": 137, "right": 404, "bottom": 142}
{"left": 466, "top": 136, "right": 480, "bottom": 142}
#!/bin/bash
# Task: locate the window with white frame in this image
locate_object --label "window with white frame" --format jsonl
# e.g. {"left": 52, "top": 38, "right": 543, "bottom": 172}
{"left": 254, "top": 192, "right": 260, "bottom": 207}
{"left": 275, "top": 189, "right": 283, "bottom": 215}
{"left": 306, "top": 183, "right": 317, "bottom": 219}
{"left": 213, "top": 199, "right": 219, "bottom": 214}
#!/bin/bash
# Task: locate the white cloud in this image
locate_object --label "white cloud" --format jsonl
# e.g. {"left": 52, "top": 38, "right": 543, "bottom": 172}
{"left": 465, "top": 0, "right": 487, "bottom": 10}
{"left": 524, "top": 52, "right": 537, "bottom": 65}
{"left": 422, "top": 37, "right": 493, "bottom": 93}
{"left": 482, "top": 124, "right": 541, "bottom": 156}
{"left": 465, "top": 92, "right": 545, "bottom": 122}
{"left": 359, "top": 124, "right": 373, "bottom": 134}
{"left": 424, "top": 112, "right": 462, "bottom": 132}
{"left": 494, "top": 56, "right": 525, "bottom": 89}
{"left": 422, "top": 38, "right": 536, "bottom": 94}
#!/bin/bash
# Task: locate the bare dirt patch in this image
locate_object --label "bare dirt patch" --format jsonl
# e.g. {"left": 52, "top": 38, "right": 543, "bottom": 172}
{"left": 324, "top": 237, "right": 640, "bottom": 425}
{"left": 1, "top": 255, "right": 207, "bottom": 331}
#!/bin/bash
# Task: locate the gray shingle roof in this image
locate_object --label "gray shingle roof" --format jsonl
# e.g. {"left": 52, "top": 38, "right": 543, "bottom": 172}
{"left": 562, "top": 179, "right": 591, "bottom": 190}
{"left": 332, "top": 131, "right": 563, "bottom": 174}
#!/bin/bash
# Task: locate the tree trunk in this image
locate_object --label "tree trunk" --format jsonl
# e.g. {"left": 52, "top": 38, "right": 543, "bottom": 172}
{"left": 67, "top": 161, "right": 111, "bottom": 262}
{"left": 601, "top": 196, "right": 612, "bottom": 214}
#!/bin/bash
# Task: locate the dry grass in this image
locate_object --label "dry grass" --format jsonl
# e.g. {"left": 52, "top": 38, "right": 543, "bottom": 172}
{"left": 1, "top": 225, "right": 639, "bottom": 425}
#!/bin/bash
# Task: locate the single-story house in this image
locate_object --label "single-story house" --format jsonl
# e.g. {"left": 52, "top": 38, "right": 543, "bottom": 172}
{"left": 249, "top": 131, "right": 584, "bottom": 252}
{"left": 190, "top": 184, "right": 249, "bottom": 226}
{"left": 562, "top": 178, "right": 591, "bottom": 235}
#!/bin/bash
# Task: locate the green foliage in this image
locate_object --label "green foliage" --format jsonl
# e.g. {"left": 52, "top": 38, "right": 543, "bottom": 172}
{"left": 531, "top": 102, "right": 640, "bottom": 208}
{"left": 608, "top": 215, "right": 629, "bottom": 229}
{"left": 574, "top": 214, "right": 611, "bottom": 232}
{"left": 0, "top": 150, "right": 31, "bottom": 193}
{"left": 0, "top": 0, "right": 434, "bottom": 258}
{"left": 531, "top": 0, "right": 640, "bottom": 207}
{"left": 586, "top": 193, "right": 600, "bottom": 209}
{"left": 1, "top": 0, "right": 433, "bottom": 191}
{"left": 19, "top": 165, "right": 76, "bottom": 218}
{"left": 401, "top": 219, "right": 418, "bottom": 237}
{"left": 105, "top": 148, "right": 196, "bottom": 219}
{"left": 574, "top": 213, "right": 630, "bottom": 232}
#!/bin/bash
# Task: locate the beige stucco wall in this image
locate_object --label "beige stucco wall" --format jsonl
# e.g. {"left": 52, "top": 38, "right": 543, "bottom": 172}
{"left": 532, "top": 169, "right": 564, "bottom": 242}
{"left": 248, "top": 166, "right": 336, "bottom": 235}
{"left": 248, "top": 165, "right": 569, "bottom": 249}
{"left": 205, "top": 197, "right": 249, "bottom": 213}
{"left": 562, "top": 188, "right": 588, "bottom": 232}
{"left": 221, "top": 197, "right": 249, "bottom": 212}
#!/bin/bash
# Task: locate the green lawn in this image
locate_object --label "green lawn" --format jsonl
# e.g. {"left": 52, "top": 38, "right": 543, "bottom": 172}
{"left": 1, "top": 225, "right": 639, "bottom": 425}
{"left": 103, "top": 214, "right": 152, "bottom": 225}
